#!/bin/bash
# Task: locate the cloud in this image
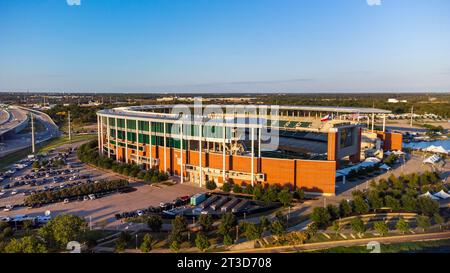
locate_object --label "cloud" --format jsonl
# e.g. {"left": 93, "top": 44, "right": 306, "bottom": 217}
{"left": 66, "top": 0, "right": 81, "bottom": 6}
{"left": 367, "top": 0, "right": 382, "bottom": 6}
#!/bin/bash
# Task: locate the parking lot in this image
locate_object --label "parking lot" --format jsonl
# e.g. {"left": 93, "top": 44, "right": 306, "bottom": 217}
{"left": 0, "top": 142, "right": 205, "bottom": 229}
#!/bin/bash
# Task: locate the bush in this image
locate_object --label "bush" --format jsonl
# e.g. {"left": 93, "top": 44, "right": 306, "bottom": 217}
{"left": 205, "top": 180, "right": 217, "bottom": 190}
{"left": 232, "top": 184, "right": 242, "bottom": 193}
{"left": 221, "top": 182, "right": 232, "bottom": 192}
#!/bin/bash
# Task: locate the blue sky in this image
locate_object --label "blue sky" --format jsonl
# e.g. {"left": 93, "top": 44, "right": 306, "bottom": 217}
{"left": 0, "top": 0, "right": 449, "bottom": 93}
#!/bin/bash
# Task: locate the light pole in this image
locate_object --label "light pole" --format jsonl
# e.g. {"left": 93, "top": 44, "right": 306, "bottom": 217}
{"left": 136, "top": 234, "right": 138, "bottom": 250}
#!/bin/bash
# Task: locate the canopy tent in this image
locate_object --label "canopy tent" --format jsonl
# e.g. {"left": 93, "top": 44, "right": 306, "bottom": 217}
{"left": 433, "top": 190, "right": 450, "bottom": 200}
{"left": 336, "top": 157, "right": 381, "bottom": 177}
{"left": 419, "top": 191, "right": 441, "bottom": 200}
{"left": 423, "top": 145, "right": 449, "bottom": 154}
{"left": 423, "top": 154, "right": 442, "bottom": 165}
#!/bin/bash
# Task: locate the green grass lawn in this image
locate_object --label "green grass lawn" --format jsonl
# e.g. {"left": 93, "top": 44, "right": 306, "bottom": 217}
{"left": 0, "top": 134, "right": 96, "bottom": 171}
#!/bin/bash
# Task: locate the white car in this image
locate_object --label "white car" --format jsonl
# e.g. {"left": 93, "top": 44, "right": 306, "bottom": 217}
{"left": 0, "top": 191, "right": 6, "bottom": 196}
{"left": 88, "top": 194, "right": 96, "bottom": 200}
{"left": 137, "top": 210, "right": 144, "bottom": 216}
{"left": 10, "top": 190, "right": 18, "bottom": 195}
{"left": 3, "top": 205, "right": 14, "bottom": 212}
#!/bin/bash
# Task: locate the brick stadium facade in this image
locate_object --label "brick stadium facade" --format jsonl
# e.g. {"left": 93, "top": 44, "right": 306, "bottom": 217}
{"left": 97, "top": 105, "right": 400, "bottom": 196}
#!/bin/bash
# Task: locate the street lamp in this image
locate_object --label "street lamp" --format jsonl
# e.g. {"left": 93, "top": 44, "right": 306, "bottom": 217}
{"left": 136, "top": 234, "right": 138, "bottom": 250}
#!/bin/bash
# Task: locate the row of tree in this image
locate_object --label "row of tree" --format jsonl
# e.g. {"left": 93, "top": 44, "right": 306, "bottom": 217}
{"left": 24, "top": 179, "right": 129, "bottom": 206}
{"left": 77, "top": 140, "right": 169, "bottom": 183}
{"left": 311, "top": 172, "right": 444, "bottom": 229}
{"left": 208, "top": 181, "right": 304, "bottom": 207}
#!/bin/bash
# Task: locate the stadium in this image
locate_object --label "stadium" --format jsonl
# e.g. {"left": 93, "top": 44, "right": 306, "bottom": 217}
{"left": 96, "top": 104, "right": 402, "bottom": 196}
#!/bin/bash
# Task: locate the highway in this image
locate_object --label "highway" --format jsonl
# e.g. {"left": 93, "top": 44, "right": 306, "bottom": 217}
{"left": 0, "top": 106, "right": 60, "bottom": 158}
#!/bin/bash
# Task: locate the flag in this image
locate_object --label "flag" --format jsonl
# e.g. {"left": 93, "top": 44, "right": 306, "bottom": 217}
{"left": 321, "top": 114, "right": 332, "bottom": 122}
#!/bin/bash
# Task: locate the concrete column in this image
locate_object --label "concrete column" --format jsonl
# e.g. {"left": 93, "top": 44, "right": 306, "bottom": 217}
{"left": 382, "top": 114, "right": 386, "bottom": 132}
{"left": 180, "top": 123, "right": 184, "bottom": 184}
{"left": 97, "top": 115, "right": 101, "bottom": 154}
{"left": 115, "top": 117, "right": 119, "bottom": 162}
{"left": 371, "top": 113, "right": 375, "bottom": 132}
{"left": 135, "top": 120, "right": 139, "bottom": 165}
{"left": 251, "top": 127, "right": 254, "bottom": 186}
{"left": 149, "top": 121, "right": 152, "bottom": 169}
{"left": 258, "top": 127, "right": 261, "bottom": 158}
{"left": 163, "top": 122, "right": 167, "bottom": 173}
{"left": 107, "top": 117, "right": 111, "bottom": 158}
{"left": 199, "top": 123, "right": 203, "bottom": 187}
{"left": 124, "top": 118, "right": 128, "bottom": 164}
{"left": 100, "top": 116, "right": 104, "bottom": 155}
{"left": 222, "top": 125, "right": 226, "bottom": 183}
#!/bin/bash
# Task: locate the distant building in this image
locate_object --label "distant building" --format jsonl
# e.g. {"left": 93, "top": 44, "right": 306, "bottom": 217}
{"left": 387, "top": 98, "right": 407, "bottom": 103}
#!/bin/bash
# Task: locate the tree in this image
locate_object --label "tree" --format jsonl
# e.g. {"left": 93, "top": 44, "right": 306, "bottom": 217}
{"left": 433, "top": 213, "right": 444, "bottom": 230}
{"left": 169, "top": 215, "right": 187, "bottom": 245}
{"left": 417, "top": 197, "right": 439, "bottom": 217}
{"left": 373, "top": 221, "right": 389, "bottom": 236}
{"left": 259, "top": 216, "right": 271, "bottom": 231}
{"left": 367, "top": 191, "right": 383, "bottom": 211}
{"left": 38, "top": 214, "right": 87, "bottom": 249}
{"left": 270, "top": 220, "right": 286, "bottom": 236}
{"left": 401, "top": 195, "right": 417, "bottom": 212}
{"left": 140, "top": 234, "right": 154, "bottom": 253}
{"left": 197, "top": 214, "right": 213, "bottom": 232}
{"left": 395, "top": 217, "right": 410, "bottom": 234}
{"left": 222, "top": 182, "right": 232, "bottom": 192}
{"left": 223, "top": 234, "right": 233, "bottom": 246}
{"left": 326, "top": 204, "right": 340, "bottom": 220}
{"left": 205, "top": 180, "right": 217, "bottom": 190}
{"left": 253, "top": 185, "right": 264, "bottom": 200}
{"left": 294, "top": 188, "right": 305, "bottom": 200}
{"left": 4, "top": 236, "right": 47, "bottom": 253}
{"left": 277, "top": 188, "right": 293, "bottom": 207}
{"left": 350, "top": 217, "right": 365, "bottom": 235}
{"left": 232, "top": 184, "right": 242, "bottom": 193}
{"left": 170, "top": 240, "right": 180, "bottom": 252}
{"left": 331, "top": 221, "right": 341, "bottom": 236}
{"left": 353, "top": 196, "right": 369, "bottom": 215}
{"left": 146, "top": 215, "right": 163, "bottom": 232}
{"left": 195, "top": 232, "right": 211, "bottom": 252}
{"left": 218, "top": 213, "right": 237, "bottom": 237}
{"left": 339, "top": 200, "right": 352, "bottom": 217}
{"left": 416, "top": 215, "right": 430, "bottom": 232}
{"left": 243, "top": 222, "right": 263, "bottom": 240}
{"left": 384, "top": 195, "right": 401, "bottom": 211}
{"left": 311, "top": 207, "right": 331, "bottom": 229}
{"left": 304, "top": 223, "right": 318, "bottom": 240}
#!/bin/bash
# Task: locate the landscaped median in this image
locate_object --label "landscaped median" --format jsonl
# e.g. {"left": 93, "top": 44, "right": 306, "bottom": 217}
{"left": 23, "top": 179, "right": 130, "bottom": 207}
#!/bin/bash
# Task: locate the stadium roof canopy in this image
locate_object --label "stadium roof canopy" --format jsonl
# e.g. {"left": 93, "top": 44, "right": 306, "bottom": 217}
{"left": 103, "top": 104, "right": 392, "bottom": 115}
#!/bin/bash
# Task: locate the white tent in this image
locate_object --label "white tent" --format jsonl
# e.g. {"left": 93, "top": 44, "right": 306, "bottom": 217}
{"left": 423, "top": 145, "right": 449, "bottom": 154}
{"left": 433, "top": 190, "right": 450, "bottom": 200}
{"left": 423, "top": 154, "right": 441, "bottom": 165}
{"left": 419, "top": 191, "right": 441, "bottom": 200}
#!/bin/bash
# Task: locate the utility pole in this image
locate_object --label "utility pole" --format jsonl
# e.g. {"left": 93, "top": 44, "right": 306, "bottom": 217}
{"left": 68, "top": 111, "right": 72, "bottom": 141}
{"left": 31, "top": 113, "right": 36, "bottom": 154}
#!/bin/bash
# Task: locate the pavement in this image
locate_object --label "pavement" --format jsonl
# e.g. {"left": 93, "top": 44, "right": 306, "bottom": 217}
{"left": 0, "top": 142, "right": 205, "bottom": 228}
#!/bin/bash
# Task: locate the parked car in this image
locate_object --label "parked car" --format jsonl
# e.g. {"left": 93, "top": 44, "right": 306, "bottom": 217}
{"left": 88, "top": 194, "right": 96, "bottom": 200}
{"left": 3, "top": 205, "right": 14, "bottom": 212}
